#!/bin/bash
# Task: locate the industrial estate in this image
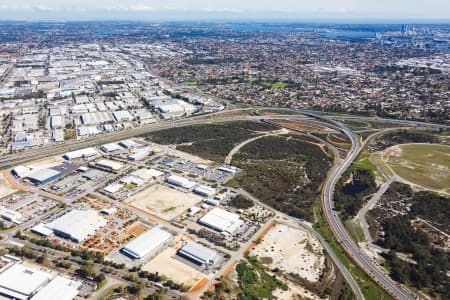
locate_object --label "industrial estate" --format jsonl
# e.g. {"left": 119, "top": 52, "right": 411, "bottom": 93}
{"left": 0, "top": 20, "right": 448, "bottom": 300}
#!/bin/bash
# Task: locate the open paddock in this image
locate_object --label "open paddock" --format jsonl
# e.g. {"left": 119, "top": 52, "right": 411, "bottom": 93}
{"left": 126, "top": 184, "right": 202, "bottom": 220}
{"left": 384, "top": 143, "right": 450, "bottom": 193}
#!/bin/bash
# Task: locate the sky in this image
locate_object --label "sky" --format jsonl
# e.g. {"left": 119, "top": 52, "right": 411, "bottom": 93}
{"left": 0, "top": 0, "right": 449, "bottom": 21}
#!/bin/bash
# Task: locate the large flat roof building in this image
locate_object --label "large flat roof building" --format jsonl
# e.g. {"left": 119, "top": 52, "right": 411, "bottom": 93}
{"left": 63, "top": 148, "right": 99, "bottom": 160}
{"left": 198, "top": 208, "right": 243, "bottom": 235}
{"left": 31, "top": 276, "right": 81, "bottom": 300}
{"left": 121, "top": 227, "right": 172, "bottom": 259}
{"left": 177, "top": 241, "right": 219, "bottom": 266}
{"left": 46, "top": 209, "right": 107, "bottom": 243}
{"left": 25, "top": 168, "right": 62, "bottom": 186}
{"left": 95, "top": 159, "right": 124, "bottom": 171}
{"left": 100, "top": 142, "right": 122, "bottom": 153}
{"left": 0, "top": 263, "right": 53, "bottom": 300}
{"left": 167, "top": 175, "right": 196, "bottom": 189}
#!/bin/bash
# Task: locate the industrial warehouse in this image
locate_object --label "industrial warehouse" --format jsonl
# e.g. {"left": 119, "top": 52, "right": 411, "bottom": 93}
{"left": 0, "top": 256, "right": 81, "bottom": 300}
{"left": 177, "top": 241, "right": 219, "bottom": 266}
{"left": 46, "top": 209, "right": 107, "bottom": 242}
{"left": 0, "top": 134, "right": 278, "bottom": 300}
{"left": 198, "top": 207, "right": 244, "bottom": 235}
{"left": 25, "top": 168, "right": 62, "bottom": 186}
{"left": 121, "top": 227, "right": 172, "bottom": 259}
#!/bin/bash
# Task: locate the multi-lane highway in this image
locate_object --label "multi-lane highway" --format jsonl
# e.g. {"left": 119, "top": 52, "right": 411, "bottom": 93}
{"left": 307, "top": 112, "right": 417, "bottom": 300}
{"left": 1, "top": 108, "right": 444, "bottom": 299}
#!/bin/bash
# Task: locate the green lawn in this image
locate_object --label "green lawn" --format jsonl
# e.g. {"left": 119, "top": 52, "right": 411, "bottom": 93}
{"left": 385, "top": 144, "right": 450, "bottom": 191}
{"left": 344, "top": 219, "right": 365, "bottom": 243}
{"left": 181, "top": 81, "right": 198, "bottom": 86}
{"left": 352, "top": 152, "right": 377, "bottom": 173}
{"left": 261, "top": 81, "right": 288, "bottom": 89}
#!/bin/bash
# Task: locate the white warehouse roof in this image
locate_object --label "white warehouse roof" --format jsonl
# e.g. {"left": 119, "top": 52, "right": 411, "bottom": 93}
{"left": 167, "top": 175, "right": 196, "bottom": 189}
{"left": 96, "top": 159, "right": 124, "bottom": 171}
{"left": 119, "top": 139, "right": 139, "bottom": 149}
{"left": 198, "top": 208, "right": 243, "bottom": 235}
{"left": 122, "top": 227, "right": 172, "bottom": 259}
{"left": 63, "top": 148, "right": 99, "bottom": 160}
{"left": 100, "top": 142, "right": 122, "bottom": 153}
{"left": 12, "top": 166, "right": 32, "bottom": 178}
{"left": 26, "top": 168, "right": 61, "bottom": 184}
{"left": 46, "top": 209, "right": 107, "bottom": 242}
{"left": 130, "top": 168, "right": 162, "bottom": 181}
{"left": 0, "top": 263, "right": 53, "bottom": 300}
{"left": 194, "top": 185, "right": 216, "bottom": 197}
{"left": 31, "top": 223, "right": 53, "bottom": 237}
{"left": 178, "top": 241, "right": 218, "bottom": 266}
{"left": 31, "top": 276, "right": 81, "bottom": 300}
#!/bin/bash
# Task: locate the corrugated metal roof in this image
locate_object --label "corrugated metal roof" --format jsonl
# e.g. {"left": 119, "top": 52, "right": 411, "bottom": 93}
{"left": 122, "top": 227, "right": 172, "bottom": 259}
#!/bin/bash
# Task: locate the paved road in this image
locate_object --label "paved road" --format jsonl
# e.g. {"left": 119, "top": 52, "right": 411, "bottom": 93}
{"left": 1, "top": 108, "right": 444, "bottom": 299}
{"left": 357, "top": 176, "right": 395, "bottom": 243}
{"left": 310, "top": 112, "right": 417, "bottom": 300}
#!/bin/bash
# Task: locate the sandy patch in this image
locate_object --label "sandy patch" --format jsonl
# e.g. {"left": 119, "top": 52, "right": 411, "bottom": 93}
{"left": 0, "top": 173, "right": 18, "bottom": 199}
{"left": 142, "top": 246, "right": 206, "bottom": 288}
{"left": 127, "top": 184, "right": 202, "bottom": 220}
{"left": 250, "top": 223, "right": 325, "bottom": 282}
{"left": 274, "top": 282, "right": 322, "bottom": 300}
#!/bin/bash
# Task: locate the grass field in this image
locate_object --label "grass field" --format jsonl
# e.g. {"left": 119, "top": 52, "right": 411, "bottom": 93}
{"left": 370, "top": 152, "right": 394, "bottom": 178}
{"left": 344, "top": 219, "right": 365, "bottom": 243}
{"left": 261, "top": 81, "right": 288, "bottom": 89}
{"left": 385, "top": 144, "right": 450, "bottom": 192}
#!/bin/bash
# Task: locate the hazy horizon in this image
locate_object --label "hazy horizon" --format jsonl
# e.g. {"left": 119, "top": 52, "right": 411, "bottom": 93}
{"left": 0, "top": 0, "right": 449, "bottom": 22}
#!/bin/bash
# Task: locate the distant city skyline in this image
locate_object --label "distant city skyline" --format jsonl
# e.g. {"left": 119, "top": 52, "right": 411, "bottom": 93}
{"left": 0, "top": 0, "right": 449, "bottom": 21}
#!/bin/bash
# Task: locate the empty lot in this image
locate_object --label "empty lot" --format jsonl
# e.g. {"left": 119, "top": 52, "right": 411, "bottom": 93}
{"left": 142, "top": 246, "right": 206, "bottom": 288}
{"left": 127, "top": 184, "right": 202, "bottom": 220}
{"left": 249, "top": 223, "right": 325, "bottom": 282}
{"left": 384, "top": 143, "right": 450, "bottom": 193}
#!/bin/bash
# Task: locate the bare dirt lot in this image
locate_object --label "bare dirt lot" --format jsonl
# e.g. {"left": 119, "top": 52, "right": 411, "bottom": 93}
{"left": 142, "top": 245, "right": 206, "bottom": 288}
{"left": 249, "top": 223, "right": 325, "bottom": 282}
{"left": 0, "top": 173, "right": 18, "bottom": 199}
{"left": 127, "top": 184, "right": 203, "bottom": 220}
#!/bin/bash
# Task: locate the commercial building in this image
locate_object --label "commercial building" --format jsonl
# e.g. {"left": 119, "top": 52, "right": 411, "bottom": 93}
{"left": 103, "top": 183, "right": 123, "bottom": 194}
{"left": 177, "top": 241, "right": 219, "bottom": 266}
{"left": 12, "top": 166, "right": 32, "bottom": 178}
{"left": 100, "top": 142, "right": 122, "bottom": 153}
{"left": 46, "top": 209, "right": 107, "bottom": 243}
{"left": 95, "top": 159, "right": 124, "bottom": 171}
{"left": 130, "top": 168, "right": 162, "bottom": 181}
{"left": 50, "top": 115, "right": 63, "bottom": 129}
{"left": 167, "top": 175, "right": 196, "bottom": 189}
{"left": 198, "top": 208, "right": 243, "bottom": 235}
{"left": 0, "top": 209, "right": 22, "bottom": 224}
{"left": 63, "top": 148, "right": 99, "bottom": 160}
{"left": 119, "top": 139, "right": 139, "bottom": 149}
{"left": 0, "top": 262, "right": 53, "bottom": 300}
{"left": 113, "top": 110, "right": 133, "bottom": 122}
{"left": 30, "top": 223, "right": 53, "bottom": 237}
{"left": 218, "top": 165, "right": 238, "bottom": 174}
{"left": 30, "top": 276, "right": 81, "bottom": 300}
{"left": 194, "top": 185, "right": 216, "bottom": 197}
{"left": 25, "top": 169, "right": 62, "bottom": 185}
{"left": 121, "top": 227, "right": 172, "bottom": 259}
{"left": 128, "top": 150, "right": 150, "bottom": 161}
{"left": 0, "top": 256, "right": 80, "bottom": 300}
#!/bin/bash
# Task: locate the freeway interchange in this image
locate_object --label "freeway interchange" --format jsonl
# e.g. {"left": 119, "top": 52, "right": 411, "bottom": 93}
{"left": 1, "top": 108, "right": 441, "bottom": 300}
